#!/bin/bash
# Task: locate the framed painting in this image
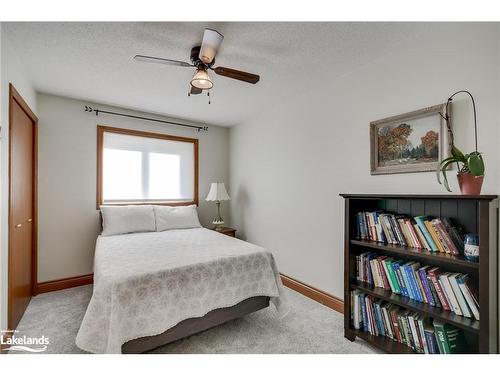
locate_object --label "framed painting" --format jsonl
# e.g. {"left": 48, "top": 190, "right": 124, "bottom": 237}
{"left": 370, "top": 103, "right": 451, "bottom": 175}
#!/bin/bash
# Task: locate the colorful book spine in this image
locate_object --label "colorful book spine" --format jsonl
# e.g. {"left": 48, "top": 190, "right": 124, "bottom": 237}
{"left": 393, "top": 261, "right": 409, "bottom": 297}
{"left": 427, "top": 275, "right": 442, "bottom": 308}
{"left": 412, "top": 264, "right": 427, "bottom": 303}
{"left": 428, "top": 268, "right": 451, "bottom": 311}
{"left": 449, "top": 273, "right": 472, "bottom": 318}
{"left": 433, "top": 218, "right": 460, "bottom": 255}
{"left": 439, "top": 273, "right": 463, "bottom": 316}
{"left": 414, "top": 223, "right": 431, "bottom": 251}
{"left": 418, "top": 266, "right": 434, "bottom": 306}
{"left": 414, "top": 216, "right": 438, "bottom": 251}
{"left": 360, "top": 294, "right": 368, "bottom": 331}
{"left": 401, "top": 263, "right": 416, "bottom": 300}
{"left": 424, "top": 329, "right": 439, "bottom": 354}
{"left": 425, "top": 220, "right": 445, "bottom": 253}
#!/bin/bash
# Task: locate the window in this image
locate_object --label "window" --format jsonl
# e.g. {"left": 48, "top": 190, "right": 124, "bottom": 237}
{"left": 97, "top": 126, "right": 198, "bottom": 208}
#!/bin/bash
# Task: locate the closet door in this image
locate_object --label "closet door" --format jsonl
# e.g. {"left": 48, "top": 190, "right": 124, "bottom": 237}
{"left": 8, "top": 85, "right": 37, "bottom": 330}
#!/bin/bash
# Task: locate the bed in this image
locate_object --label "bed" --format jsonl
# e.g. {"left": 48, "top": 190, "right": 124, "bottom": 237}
{"left": 75, "top": 227, "right": 287, "bottom": 354}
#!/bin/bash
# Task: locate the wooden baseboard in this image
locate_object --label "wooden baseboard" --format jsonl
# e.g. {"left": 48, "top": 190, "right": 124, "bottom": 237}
{"left": 35, "top": 274, "right": 94, "bottom": 295}
{"left": 280, "top": 273, "right": 344, "bottom": 314}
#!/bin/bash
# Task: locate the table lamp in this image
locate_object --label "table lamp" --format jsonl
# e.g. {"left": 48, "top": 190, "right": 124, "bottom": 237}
{"left": 205, "top": 182, "right": 230, "bottom": 229}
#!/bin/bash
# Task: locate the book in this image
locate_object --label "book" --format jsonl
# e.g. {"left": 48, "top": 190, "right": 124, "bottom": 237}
{"left": 418, "top": 265, "right": 435, "bottom": 306}
{"left": 393, "top": 260, "right": 409, "bottom": 297}
{"left": 433, "top": 218, "right": 460, "bottom": 255}
{"left": 413, "top": 223, "right": 431, "bottom": 251}
{"left": 430, "top": 219, "right": 451, "bottom": 254}
{"left": 457, "top": 274, "right": 480, "bottom": 320}
{"left": 408, "top": 313, "right": 423, "bottom": 353}
{"left": 398, "top": 218, "right": 415, "bottom": 247}
{"left": 416, "top": 315, "right": 428, "bottom": 354}
{"left": 404, "top": 262, "right": 423, "bottom": 302}
{"left": 439, "top": 273, "right": 463, "bottom": 315}
{"left": 428, "top": 267, "right": 451, "bottom": 311}
{"left": 360, "top": 293, "right": 369, "bottom": 332}
{"left": 465, "top": 275, "right": 479, "bottom": 308}
{"left": 426, "top": 274, "right": 442, "bottom": 308}
{"left": 433, "top": 320, "right": 467, "bottom": 354}
{"left": 383, "top": 258, "right": 400, "bottom": 293}
{"left": 412, "top": 263, "right": 429, "bottom": 303}
{"left": 381, "top": 304, "right": 393, "bottom": 339}
{"left": 441, "top": 217, "right": 465, "bottom": 253}
{"left": 401, "top": 262, "right": 416, "bottom": 300}
{"left": 392, "top": 215, "right": 407, "bottom": 246}
{"left": 424, "top": 323, "right": 439, "bottom": 354}
{"left": 405, "top": 219, "right": 423, "bottom": 248}
{"left": 376, "top": 256, "right": 391, "bottom": 290}
{"left": 380, "top": 214, "right": 396, "bottom": 244}
{"left": 353, "top": 291, "right": 361, "bottom": 329}
{"left": 448, "top": 273, "right": 472, "bottom": 318}
{"left": 414, "top": 216, "right": 438, "bottom": 251}
{"left": 425, "top": 220, "right": 445, "bottom": 253}
{"left": 389, "top": 305, "right": 401, "bottom": 342}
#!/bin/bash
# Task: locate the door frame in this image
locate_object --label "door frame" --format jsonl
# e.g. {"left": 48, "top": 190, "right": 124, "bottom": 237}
{"left": 8, "top": 83, "right": 38, "bottom": 329}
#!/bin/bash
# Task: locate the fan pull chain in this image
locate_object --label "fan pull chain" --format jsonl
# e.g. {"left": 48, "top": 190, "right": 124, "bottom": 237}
{"left": 207, "top": 91, "right": 211, "bottom": 104}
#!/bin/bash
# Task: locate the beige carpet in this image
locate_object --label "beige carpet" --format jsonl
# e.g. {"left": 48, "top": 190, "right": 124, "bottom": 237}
{"left": 12, "top": 285, "right": 377, "bottom": 354}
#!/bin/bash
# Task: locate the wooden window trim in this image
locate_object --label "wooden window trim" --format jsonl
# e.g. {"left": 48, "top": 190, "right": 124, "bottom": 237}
{"left": 96, "top": 125, "right": 199, "bottom": 210}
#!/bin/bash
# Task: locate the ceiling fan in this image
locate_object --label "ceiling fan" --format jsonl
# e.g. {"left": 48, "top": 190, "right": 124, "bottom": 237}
{"left": 134, "top": 28, "right": 260, "bottom": 97}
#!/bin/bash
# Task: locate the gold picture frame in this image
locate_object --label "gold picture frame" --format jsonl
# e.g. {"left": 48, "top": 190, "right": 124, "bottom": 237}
{"left": 370, "top": 103, "right": 451, "bottom": 175}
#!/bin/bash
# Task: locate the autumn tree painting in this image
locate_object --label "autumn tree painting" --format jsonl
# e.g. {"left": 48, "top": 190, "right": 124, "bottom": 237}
{"left": 377, "top": 123, "right": 439, "bottom": 167}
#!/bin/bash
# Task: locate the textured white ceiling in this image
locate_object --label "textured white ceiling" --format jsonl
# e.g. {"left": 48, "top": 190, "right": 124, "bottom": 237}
{"left": 3, "top": 22, "right": 427, "bottom": 126}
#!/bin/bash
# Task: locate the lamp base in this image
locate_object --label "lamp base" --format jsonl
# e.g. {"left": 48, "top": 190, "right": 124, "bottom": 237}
{"left": 212, "top": 201, "right": 224, "bottom": 228}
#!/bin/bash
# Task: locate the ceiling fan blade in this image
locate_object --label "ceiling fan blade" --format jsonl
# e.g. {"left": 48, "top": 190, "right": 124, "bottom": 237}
{"left": 212, "top": 66, "right": 260, "bottom": 84}
{"left": 190, "top": 85, "right": 203, "bottom": 95}
{"left": 199, "top": 29, "right": 224, "bottom": 64}
{"left": 133, "top": 55, "right": 193, "bottom": 68}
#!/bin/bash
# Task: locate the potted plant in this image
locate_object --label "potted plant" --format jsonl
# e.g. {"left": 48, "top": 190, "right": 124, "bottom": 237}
{"left": 436, "top": 90, "right": 485, "bottom": 195}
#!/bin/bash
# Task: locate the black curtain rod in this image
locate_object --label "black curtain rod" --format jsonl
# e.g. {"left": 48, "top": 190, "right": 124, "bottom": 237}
{"left": 84, "top": 106, "right": 208, "bottom": 132}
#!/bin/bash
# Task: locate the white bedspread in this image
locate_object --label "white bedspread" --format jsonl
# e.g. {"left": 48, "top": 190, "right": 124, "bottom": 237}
{"left": 75, "top": 228, "right": 287, "bottom": 353}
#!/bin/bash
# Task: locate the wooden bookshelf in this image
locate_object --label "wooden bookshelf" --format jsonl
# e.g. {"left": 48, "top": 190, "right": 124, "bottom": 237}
{"left": 341, "top": 194, "right": 498, "bottom": 354}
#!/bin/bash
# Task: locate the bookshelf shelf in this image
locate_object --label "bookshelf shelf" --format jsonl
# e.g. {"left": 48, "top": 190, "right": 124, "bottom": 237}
{"left": 347, "top": 328, "right": 417, "bottom": 354}
{"left": 351, "top": 281, "right": 479, "bottom": 333}
{"left": 342, "top": 194, "right": 498, "bottom": 354}
{"left": 350, "top": 239, "right": 479, "bottom": 273}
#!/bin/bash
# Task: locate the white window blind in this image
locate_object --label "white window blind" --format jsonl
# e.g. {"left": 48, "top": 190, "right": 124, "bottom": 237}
{"left": 102, "top": 131, "right": 195, "bottom": 203}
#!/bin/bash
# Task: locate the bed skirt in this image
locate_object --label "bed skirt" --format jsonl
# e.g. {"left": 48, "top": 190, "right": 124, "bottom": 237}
{"left": 121, "top": 296, "right": 270, "bottom": 353}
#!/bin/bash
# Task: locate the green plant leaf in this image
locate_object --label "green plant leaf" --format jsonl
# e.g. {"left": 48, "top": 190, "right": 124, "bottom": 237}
{"left": 438, "top": 156, "right": 457, "bottom": 170}
{"left": 468, "top": 153, "right": 485, "bottom": 176}
{"left": 436, "top": 159, "right": 456, "bottom": 189}
{"left": 451, "top": 146, "right": 466, "bottom": 162}
{"left": 442, "top": 166, "right": 452, "bottom": 192}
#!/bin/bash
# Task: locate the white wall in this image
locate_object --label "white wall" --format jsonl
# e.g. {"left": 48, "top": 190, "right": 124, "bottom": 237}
{"left": 229, "top": 23, "right": 500, "bottom": 299}
{"left": 0, "top": 27, "right": 38, "bottom": 330}
{"left": 36, "top": 93, "right": 230, "bottom": 282}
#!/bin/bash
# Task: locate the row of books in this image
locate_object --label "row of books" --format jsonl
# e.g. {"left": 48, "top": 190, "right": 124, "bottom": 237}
{"left": 350, "top": 290, "right": 468, "bottom": 354}
{"left": 356, "top": 211, "right": 465, "bottom": 255}
{"left": 356, "top": 252, "right": 479, "bottom": 319}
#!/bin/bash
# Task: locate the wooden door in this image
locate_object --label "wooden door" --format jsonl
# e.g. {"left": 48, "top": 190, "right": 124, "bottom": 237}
{"left": 8, "top": 84, "right": 37, "bottom": 330}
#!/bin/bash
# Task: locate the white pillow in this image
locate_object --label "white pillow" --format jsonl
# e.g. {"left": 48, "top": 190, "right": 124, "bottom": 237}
{"left": 100, "top": 205, "right": 156, "bottom": 236}
{"left": 154, "top": 205, "right": 201, "bottom": 231}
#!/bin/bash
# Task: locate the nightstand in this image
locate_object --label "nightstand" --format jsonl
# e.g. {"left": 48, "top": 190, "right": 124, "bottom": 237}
{"left": 211, "top": 226, "right": 236, "bottom": 237}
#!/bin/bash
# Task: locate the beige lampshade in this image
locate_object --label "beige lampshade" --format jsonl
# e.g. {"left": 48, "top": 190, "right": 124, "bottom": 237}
{"left": 205, "top": 182, "right": 230, "bottom": 201}
{"left": 191, "top": 68, "right": 213, "bottom": 90}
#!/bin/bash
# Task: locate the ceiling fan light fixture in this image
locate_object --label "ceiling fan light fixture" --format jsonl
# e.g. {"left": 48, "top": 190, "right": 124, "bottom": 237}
{"left": 191, "top": 68, "right": 213, "bottom": 90}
